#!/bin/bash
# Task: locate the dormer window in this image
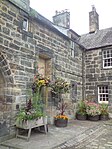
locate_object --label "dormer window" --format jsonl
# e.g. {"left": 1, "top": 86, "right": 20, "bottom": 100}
{"left": 23, "top": 18, "right": 28, "bottom": 31}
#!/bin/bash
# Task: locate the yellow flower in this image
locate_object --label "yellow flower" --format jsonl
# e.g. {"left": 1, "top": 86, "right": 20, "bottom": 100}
{"left": 54, "top": 115, "right": 68, "bottom": 120}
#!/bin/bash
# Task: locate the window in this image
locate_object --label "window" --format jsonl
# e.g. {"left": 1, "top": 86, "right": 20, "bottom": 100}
{"left": 70, "top": 40, "right": 75, "bottom": 58}
{"left": 103, "top": 49, "right": 112, "bottom": 68}
{"left": 23, "top": 18, "right": 28, "bottom": 31}
{"left": 71, "top": 81, "right": 77, "bottom": 102}
{"left": 71, "top": 49, "right": 75, "bottom": 58}
{"left": 98, "top": 86, "right": 109, "bottom": 104}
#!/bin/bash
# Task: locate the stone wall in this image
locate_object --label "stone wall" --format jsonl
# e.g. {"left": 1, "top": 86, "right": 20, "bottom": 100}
{"left": 85, "top": 48, "right": 112, "bottom": 110}
{"left": 0, "top": 0, "right": 83, "bottom": 138}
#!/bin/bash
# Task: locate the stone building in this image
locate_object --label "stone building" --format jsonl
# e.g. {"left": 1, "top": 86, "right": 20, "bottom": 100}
{"left": 0, "top": 0, "right": 112, "bottom": 141}
{"left": 79, "top": 5, "right": 112, "bottom": 111}
{"left": 0, "top": 0, "right": 83, "bottom": 140}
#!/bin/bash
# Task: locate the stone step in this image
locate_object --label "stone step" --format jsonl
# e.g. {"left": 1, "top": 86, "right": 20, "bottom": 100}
{"left": 0, "top": 142, "right": 22, "bottom": 149}
{"left": 53, "top": 124, "right": 107, "bottom": 149}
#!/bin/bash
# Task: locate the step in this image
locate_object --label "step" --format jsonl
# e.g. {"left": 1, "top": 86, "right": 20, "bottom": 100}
{"left": 0, "top": 142, "right": 22, "bottom": 149}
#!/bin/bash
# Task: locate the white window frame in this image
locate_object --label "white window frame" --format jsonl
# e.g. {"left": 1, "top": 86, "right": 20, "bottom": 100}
{"left": 70, "top": 41, "right": 75, "bottom": 49}
{"left": 98, "top": 86, "right": 109, "bottom": 104}
{"left": 71, "top": 49, "right": 75, "bottom": 58}
{"left": 103, "top": 49, "right": 112, "bottom": 68}
{"left": 23, "top": 18, "right": 28, "bottom": 31}
{"left": 70, "top": 41, "right": 75, "bottom": 58}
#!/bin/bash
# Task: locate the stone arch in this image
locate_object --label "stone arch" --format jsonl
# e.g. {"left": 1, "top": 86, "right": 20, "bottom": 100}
{"left": 0, "top": 52, "right": 13, "bottom": 85}
{"left": 0, "top": 52, "right": 14, "bottom": 108}
{"left": 0, "top": 52, "right": 14, "bottom": 137}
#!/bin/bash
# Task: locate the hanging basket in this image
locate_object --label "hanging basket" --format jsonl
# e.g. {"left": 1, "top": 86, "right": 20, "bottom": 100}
{"left": 54, "top": 119, "right": 68, "bottom": 127}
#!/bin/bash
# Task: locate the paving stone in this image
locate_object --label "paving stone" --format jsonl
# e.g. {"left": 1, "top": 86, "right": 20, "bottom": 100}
{"left": 1, "top": 120, "right": 112, "bottom": 149}
{"left": 98, "top": 147, "right": 106, "bottom": 149}
{"left": 107, "top": 142, "right": 112, "bottom": 144}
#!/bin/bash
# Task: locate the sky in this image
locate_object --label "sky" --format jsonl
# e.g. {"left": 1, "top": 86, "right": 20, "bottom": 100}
{"left": 30, "top": 0, "right": 112, "bottom": 35}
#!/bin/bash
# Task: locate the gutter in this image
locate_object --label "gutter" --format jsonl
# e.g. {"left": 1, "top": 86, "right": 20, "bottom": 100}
{"left": 86, "top": 44, "right": 112, "bottom": 51}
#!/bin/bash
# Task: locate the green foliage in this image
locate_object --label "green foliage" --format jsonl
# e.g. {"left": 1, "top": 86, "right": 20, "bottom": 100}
{"left": 76, "top": 100, "right": 87, "bottom": 115}
{"left": 16, "top": 109, "right": 26, "bottom": 124}
{"left": 86, "top": 102, "right": 101, "bottom": 116}
{"left": 16, "top": 90, "right": 44, "bottom": 123}
{"left": 51, "top": 78, "right": 70, "bottom": 94}
{"left": 100, "top": 103, "right": 109, "bottom": 115}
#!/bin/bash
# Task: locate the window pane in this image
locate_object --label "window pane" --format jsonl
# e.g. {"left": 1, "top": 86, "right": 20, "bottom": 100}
{"left": 102, "top": 87, "right": 104, "bottom": 93}
{"left": 23, "top": 19, "right": 28, "bottom": 31}
{"left": 99, "top": 87, "right": 101, "bottom": 93}
{"left": 103, "top": 51, "right": 106, "bottom": 57}
{"left": 106, "top": 86, "right": 108, "bottom": 93}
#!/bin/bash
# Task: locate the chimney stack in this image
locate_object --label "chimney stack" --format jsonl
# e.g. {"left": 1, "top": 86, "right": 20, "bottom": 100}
{"left": 9, "top": 0, "right": 30, "bottom": 12}
{"left": 53, "top": 10, "right": 70, "bottom": 29}
{"left": 89, "top": 5, "right": 99, "bottom": 33}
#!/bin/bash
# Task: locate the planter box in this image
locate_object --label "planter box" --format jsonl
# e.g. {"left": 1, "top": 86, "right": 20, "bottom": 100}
{"left": 16, "top": 116, "right": 47, "bottom": 129}
{"left": 16, "top": 116, "right": 48, "bottom": 141}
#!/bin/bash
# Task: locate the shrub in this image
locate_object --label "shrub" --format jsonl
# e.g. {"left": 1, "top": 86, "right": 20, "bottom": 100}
{"left": 100, "top": 103, "right": 109, "bottom": 115}
{"left": 76, "top": 100, "right": 87, "bottom": 115}
{"left": 86, "top": 102, "right": 101, "bottom": 116}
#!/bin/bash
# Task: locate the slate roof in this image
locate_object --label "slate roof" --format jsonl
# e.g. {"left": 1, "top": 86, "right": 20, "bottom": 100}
{"left": 53, "top": 25, "right": 69, "bottom": 36}
{"left": 79, "top": 27, "right": 112, "bottom": 50}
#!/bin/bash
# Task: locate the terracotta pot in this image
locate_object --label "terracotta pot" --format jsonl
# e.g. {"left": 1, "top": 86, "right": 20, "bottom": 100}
{"left": 88, "top": 115, "right": 100, "bottom": 121}
{"left": 100, "top": 114, "right": 109, "bottom": 121}
{"left": 76, "top": 113, "right": 87, "bottom": 120}
{"left": 54, "top": 119, "right": 68, "bottom": 127}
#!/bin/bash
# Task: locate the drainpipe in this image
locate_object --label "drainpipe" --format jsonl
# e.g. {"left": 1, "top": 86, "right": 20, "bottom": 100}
{"left": 82, "top": 48, "right": 86, "bottom": 100}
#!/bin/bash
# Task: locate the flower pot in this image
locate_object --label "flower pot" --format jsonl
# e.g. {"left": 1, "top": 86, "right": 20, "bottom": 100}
{"left": 54, "top": 119, "right": 68, "bottom": 127}
{"left": 88, "top": 115, "right": 100, "bottom": 121}
{"left": 76, "top": 113, "right": 87, "bottom": 120}
{"left": 100, "top": 114, "right": 109, "bottom": 121}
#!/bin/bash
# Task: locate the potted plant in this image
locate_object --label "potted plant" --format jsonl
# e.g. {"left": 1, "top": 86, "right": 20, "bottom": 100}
{"left": 16, "top": 95, "right": 45, "bottom": 129}
{"left": 51, "top": 78, "right": 70, "bottom": 93}
{"left": 51, "top": 78, "right": 70, "bottom": 102}
{"left": 16, "top": 72, "right": 51, "bottom": 129}
{"left": 54, "top": 102, "right": 69, "bottom": 127}
{"left": 76, "top": 100, "right": 87, "bottom": 120}
{"left": 100, "top": 103, "right": 109, "bottom": 121}
{"left": 51, "top": 78, "right": 70, "bottom": 127}
{"left": 86, "top": 102, "right": 101, "bottom": 121}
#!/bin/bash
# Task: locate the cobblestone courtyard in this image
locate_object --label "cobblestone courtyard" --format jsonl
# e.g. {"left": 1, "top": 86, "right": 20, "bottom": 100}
{"left": 81, "top": 130, "right": 112, "bottom": 149}
{"left": 55, "top": 122, "right": 112, "bottom": 149}
{"left": 0, "top": 120, "right": 112, "bottom": 149}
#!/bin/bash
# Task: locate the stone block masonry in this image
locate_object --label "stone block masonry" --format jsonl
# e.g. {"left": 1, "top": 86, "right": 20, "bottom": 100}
{"left": 85, "top": 48, "right": 112, "bottom": 107}
{"left": 0, "top": 0, "right": 83, "bottom": 140}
